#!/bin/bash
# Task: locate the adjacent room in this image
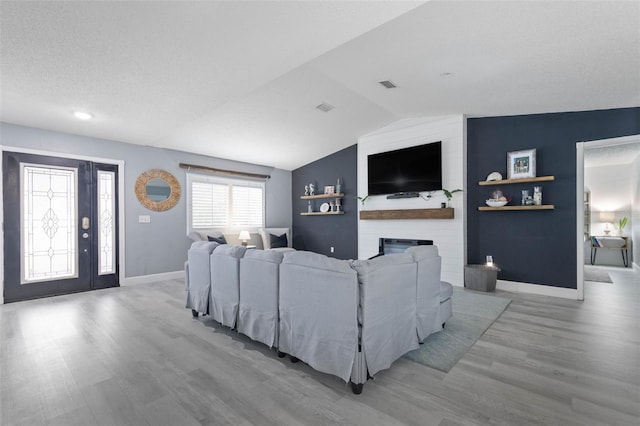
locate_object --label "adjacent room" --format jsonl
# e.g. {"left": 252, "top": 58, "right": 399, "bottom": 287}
{"left": 1, "top": 1, "right": 639, "bottom": 425}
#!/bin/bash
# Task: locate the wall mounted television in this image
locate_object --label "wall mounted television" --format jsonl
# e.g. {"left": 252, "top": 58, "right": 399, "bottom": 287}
{"left": 367, "top": 141, "right": 442, "bottom": 196}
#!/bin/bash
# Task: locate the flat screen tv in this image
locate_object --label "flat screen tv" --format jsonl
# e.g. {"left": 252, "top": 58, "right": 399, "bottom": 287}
{"left": 367, "top": 141, "right": 442, "bottom": 196}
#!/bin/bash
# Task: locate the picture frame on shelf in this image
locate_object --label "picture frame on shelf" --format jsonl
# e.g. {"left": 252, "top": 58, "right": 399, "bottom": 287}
{"left": 324, "top": 185, "right": 335, "bottom": 195}
{"left": 507, "top": 149, "right": 536, "bottom": 179}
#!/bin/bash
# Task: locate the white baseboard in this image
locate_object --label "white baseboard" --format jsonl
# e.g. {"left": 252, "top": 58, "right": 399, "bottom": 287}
{"left": 633, "top": 262, "right": 640, "bottom": 272}
{"left": 122, "top": 270, "right": 184, "bottom": 286}
{"left": 496, "top": 279, "right": 578, "bottom": 300}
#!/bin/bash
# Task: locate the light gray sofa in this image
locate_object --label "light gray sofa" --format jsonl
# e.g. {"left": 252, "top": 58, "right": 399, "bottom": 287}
{"left": 185, "top": 241, "right": 219, "bottom": 316}
{"left": 238, "top": 249, "right": 284, "bottom": 348}
{"left": 406, "top": 245, "right": 453, "bottom": 341}
{"left": 209, "top": 244, "right": 247, "bottom": 328}
{"left": 184, "top": 243, "right": 453, "bottom": 394}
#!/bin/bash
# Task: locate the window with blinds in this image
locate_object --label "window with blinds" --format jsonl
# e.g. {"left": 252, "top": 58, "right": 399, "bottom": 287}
{"left": 187, "top": 173, "right": 265, "bottom": 230}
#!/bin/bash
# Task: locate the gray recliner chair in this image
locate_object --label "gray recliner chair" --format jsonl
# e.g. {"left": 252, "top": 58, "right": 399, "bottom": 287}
{"left": 238, "top": 249, "right": 284, "bottom": 348}
{"left": 185, "top": 241, "right": 219, "bottom": 317}
{"left": 209, "top": 244, "right": 247, "bottom": 328}
{"left": 405, "top": 245, "right": 453, "bottom": 341}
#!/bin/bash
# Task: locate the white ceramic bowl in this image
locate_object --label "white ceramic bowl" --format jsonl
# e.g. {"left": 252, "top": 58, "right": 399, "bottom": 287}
{"left": 486, "top": 199, "right": 508, "bottom": 207}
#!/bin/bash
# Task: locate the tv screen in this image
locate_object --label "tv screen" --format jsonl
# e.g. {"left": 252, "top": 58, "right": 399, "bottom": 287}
{"left": 367, "top": 141, "right": 442, "bottom": 196}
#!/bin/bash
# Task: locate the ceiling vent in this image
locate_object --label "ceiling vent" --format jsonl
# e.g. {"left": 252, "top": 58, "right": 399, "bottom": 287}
{"left": 315, "top": 102, "right": 335, "bottom": 113}
{"left": 379, "top": 80, "right": 397, "bottom": 89}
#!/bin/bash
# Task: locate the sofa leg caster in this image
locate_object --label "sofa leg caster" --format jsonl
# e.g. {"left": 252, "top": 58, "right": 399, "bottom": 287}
{"left": 290, "top": 356, "right": 299, "bottom": 363}
{"left": 191, "top": 309, "right": 199, "bottom": 318}
{"left": 277, "top": 351, "right": 286, "bottom": 358}
{"left": 350, "top": 382, "right": 364, "bottom": 395}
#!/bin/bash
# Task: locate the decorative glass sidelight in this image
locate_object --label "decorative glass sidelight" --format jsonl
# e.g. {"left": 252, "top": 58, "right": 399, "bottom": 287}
{"left": 21, "top": 164, "right": 77, "bottom": 283}
{"left": 97, "top": 171, "right": 115, "bottom": 275}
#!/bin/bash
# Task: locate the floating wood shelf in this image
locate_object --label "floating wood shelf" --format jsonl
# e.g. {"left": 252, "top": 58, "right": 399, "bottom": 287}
{"left": 300, "top": 193, "right": 344, "bottom": 200}
{"left": 478, "top": 176, "right": 555, "bottom": 186}
{"left": 478, "top": 205, "right": 555, "bottom": 211}
{"left": 360, "top": 208, "right": 454, "bottom": 220}
{"left": 300, "top": 211, "right": 345, "bottom": 216}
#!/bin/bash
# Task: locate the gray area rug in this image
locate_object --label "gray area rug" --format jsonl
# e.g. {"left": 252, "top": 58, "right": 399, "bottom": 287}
{"left": 403, "top": 287, "right": 511, "bottom": 372}
{"left": 584, "top": 265, "right": 612, "bottom": 283}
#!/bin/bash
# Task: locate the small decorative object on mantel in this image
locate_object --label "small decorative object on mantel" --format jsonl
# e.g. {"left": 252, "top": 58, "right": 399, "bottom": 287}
{"left": 324, "top": 185, "right": 335, "bottom": 195}
{"left": 336, "top": 178, "right": 342, "bottom": 194}
{"left": 442, "top": 188, "right": 463, "bottom": 208}
{"left": 507, "top": 148, "right": 536, "bottom": 179}
{"left": 309, "top": 183, "right": 315, "bottom": 196}
{"left": 356, "top": 195, "right": 369, "bottom": 209}
{"left": 304, "top": 185, "right": 309, "bottom": 196}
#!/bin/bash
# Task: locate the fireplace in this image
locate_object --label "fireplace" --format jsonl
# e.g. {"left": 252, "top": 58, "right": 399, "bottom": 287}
{"left": 378, "top": 238, "right": 433, "bottom": 255}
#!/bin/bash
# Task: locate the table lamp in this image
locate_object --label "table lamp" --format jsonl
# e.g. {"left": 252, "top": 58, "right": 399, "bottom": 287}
{"left": 238, "top": 230, "right": 251, "bottom": 246}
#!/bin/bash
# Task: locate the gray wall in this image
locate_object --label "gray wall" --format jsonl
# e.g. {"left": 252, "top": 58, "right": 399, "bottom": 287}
{"left": 0, "top": 122, "right": 292, "bottom": 278}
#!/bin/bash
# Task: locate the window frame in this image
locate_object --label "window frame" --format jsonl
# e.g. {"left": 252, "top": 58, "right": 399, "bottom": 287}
{"left": 186, "top": 172, "right": 266, "bottom": 234}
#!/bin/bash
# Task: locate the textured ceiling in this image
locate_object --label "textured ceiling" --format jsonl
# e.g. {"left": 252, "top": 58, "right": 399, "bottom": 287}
{"left": 1, "top": 1, "right": 639, "bottom": 170}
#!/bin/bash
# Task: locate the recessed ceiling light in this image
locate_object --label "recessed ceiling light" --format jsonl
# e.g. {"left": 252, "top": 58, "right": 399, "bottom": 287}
{"left": 73, "top": 111, "right": 93, "bottom": 120}
{"left": 440, "top": 72, "right": 454, "bottom": 77}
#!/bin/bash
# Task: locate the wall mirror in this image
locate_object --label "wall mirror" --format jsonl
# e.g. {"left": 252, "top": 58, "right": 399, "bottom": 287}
{"left": 135, "top": 169, "right": 181, "bottom": 211}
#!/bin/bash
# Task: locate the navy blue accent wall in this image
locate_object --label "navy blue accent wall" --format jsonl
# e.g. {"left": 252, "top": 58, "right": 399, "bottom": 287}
{"left": 467, "top": 108, "right": 640, "bottom": 288}
{"left": 292, "top": 145, "right": 358, "bottom": 259}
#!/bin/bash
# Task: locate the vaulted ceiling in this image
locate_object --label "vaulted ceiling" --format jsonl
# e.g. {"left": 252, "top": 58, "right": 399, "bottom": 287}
{"left": 2, "top": 1, "right": 639, "bottom": 170}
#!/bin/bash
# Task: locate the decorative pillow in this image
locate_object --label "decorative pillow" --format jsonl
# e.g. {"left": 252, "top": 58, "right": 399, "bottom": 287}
{"left": 270, "top": 233, "right": 288, "bottom": 249}
{"left": 207, "top": 235, "right": 227, "bottom": 245}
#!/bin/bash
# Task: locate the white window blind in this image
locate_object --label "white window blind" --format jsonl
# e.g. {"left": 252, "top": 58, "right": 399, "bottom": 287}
{"left": 188, "top": 173, "right": 264, "bottom": 230}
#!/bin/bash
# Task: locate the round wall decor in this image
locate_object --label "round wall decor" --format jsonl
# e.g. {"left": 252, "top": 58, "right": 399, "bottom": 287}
{"left": 134, "top": 169, "right": 181, "bottom": 211}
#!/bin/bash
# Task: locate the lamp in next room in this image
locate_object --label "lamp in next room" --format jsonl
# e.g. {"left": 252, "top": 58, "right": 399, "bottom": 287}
{"left": 599, "top": 211, "right": 615, "bottom": 235}
{"left": 239, "top": 230, "right": 251, "bottom": 246}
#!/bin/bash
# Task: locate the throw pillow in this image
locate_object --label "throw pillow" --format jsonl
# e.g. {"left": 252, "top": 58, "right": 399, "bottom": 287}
{"left": 270, "top": 233, "right": 288, "bottom": 248}
{"left": 207, "top": 235, "right": 227, "bottom": 244}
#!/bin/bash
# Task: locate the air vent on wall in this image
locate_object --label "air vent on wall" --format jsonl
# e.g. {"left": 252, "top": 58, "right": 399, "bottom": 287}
{"left": 379, "top": 80, "right": 397, "bottom": 89}
{"left": 315, "top": 102, "right": 335, "bottom": 112}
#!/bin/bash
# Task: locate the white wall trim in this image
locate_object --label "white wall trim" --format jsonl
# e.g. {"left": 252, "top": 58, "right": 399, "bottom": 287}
{"left": 496, "top": 280, "right": 578, "bottom": 299}
{"left": 576, "top": 142, "right": 585, "bottom": 300}
{"left": 122, "top": 270, "right": 183, "bottom": 286}
{"left": 0, "top": 145, "right": 126, "bottom": 303}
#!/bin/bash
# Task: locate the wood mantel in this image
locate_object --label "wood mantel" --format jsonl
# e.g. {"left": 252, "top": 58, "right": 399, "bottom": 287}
{"left": 359, "top": 208, "right": 454, "bottom": 220}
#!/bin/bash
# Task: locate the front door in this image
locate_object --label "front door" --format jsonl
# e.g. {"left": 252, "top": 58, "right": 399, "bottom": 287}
{"left": 3, "top": 152, "right": 119, "bottom": 303}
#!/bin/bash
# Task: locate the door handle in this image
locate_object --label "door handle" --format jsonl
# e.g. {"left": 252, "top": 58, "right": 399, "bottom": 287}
{"left": 82, "top": 217, "right": 90, "bottom": 230}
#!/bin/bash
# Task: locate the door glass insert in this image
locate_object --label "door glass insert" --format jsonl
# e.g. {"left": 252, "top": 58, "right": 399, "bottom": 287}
{"left": 97, "top": 170, "right": 115, "bottom": 275}
{"left": 21, "top": 164, "right": 77, "bottom": 283}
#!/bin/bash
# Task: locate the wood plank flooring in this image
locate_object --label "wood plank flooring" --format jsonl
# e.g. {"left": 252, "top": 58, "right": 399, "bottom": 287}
{"left": 1, "top": 266, "right": 638, "bottom": 425}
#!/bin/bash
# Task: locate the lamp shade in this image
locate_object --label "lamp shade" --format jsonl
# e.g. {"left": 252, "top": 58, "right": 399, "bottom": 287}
{"left": 599, "top": 211, "right": 615, "bottom": 222}
{"left": 238, "top": 230, "right": 251, "bottom": 241}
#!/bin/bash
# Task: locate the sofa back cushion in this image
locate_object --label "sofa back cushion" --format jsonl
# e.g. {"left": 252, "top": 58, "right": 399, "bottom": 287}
{"left": 351, "top": 252, "right": 419, "bottom": 376}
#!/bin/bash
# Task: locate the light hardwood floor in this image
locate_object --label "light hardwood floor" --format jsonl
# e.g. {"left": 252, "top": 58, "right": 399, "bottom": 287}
{"left": 1, "top": 266, "right": 639, "bottom": 426}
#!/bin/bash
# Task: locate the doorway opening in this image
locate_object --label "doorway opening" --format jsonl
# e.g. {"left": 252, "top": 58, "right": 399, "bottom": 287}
{"left": 576, "top": 134, "right": 639, "bottom": 299}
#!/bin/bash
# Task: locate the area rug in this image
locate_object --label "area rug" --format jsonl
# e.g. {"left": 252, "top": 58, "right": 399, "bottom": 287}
{"left": 584, "top": 265, "right": 613, "bottom": 283}
{"left": 403, "top": 287, "right": 511, "bottom": 372}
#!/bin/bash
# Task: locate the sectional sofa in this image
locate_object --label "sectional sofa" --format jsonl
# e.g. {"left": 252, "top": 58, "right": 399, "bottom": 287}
{"left": 184, "top": 243, "right": 452, "bottom": 394}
